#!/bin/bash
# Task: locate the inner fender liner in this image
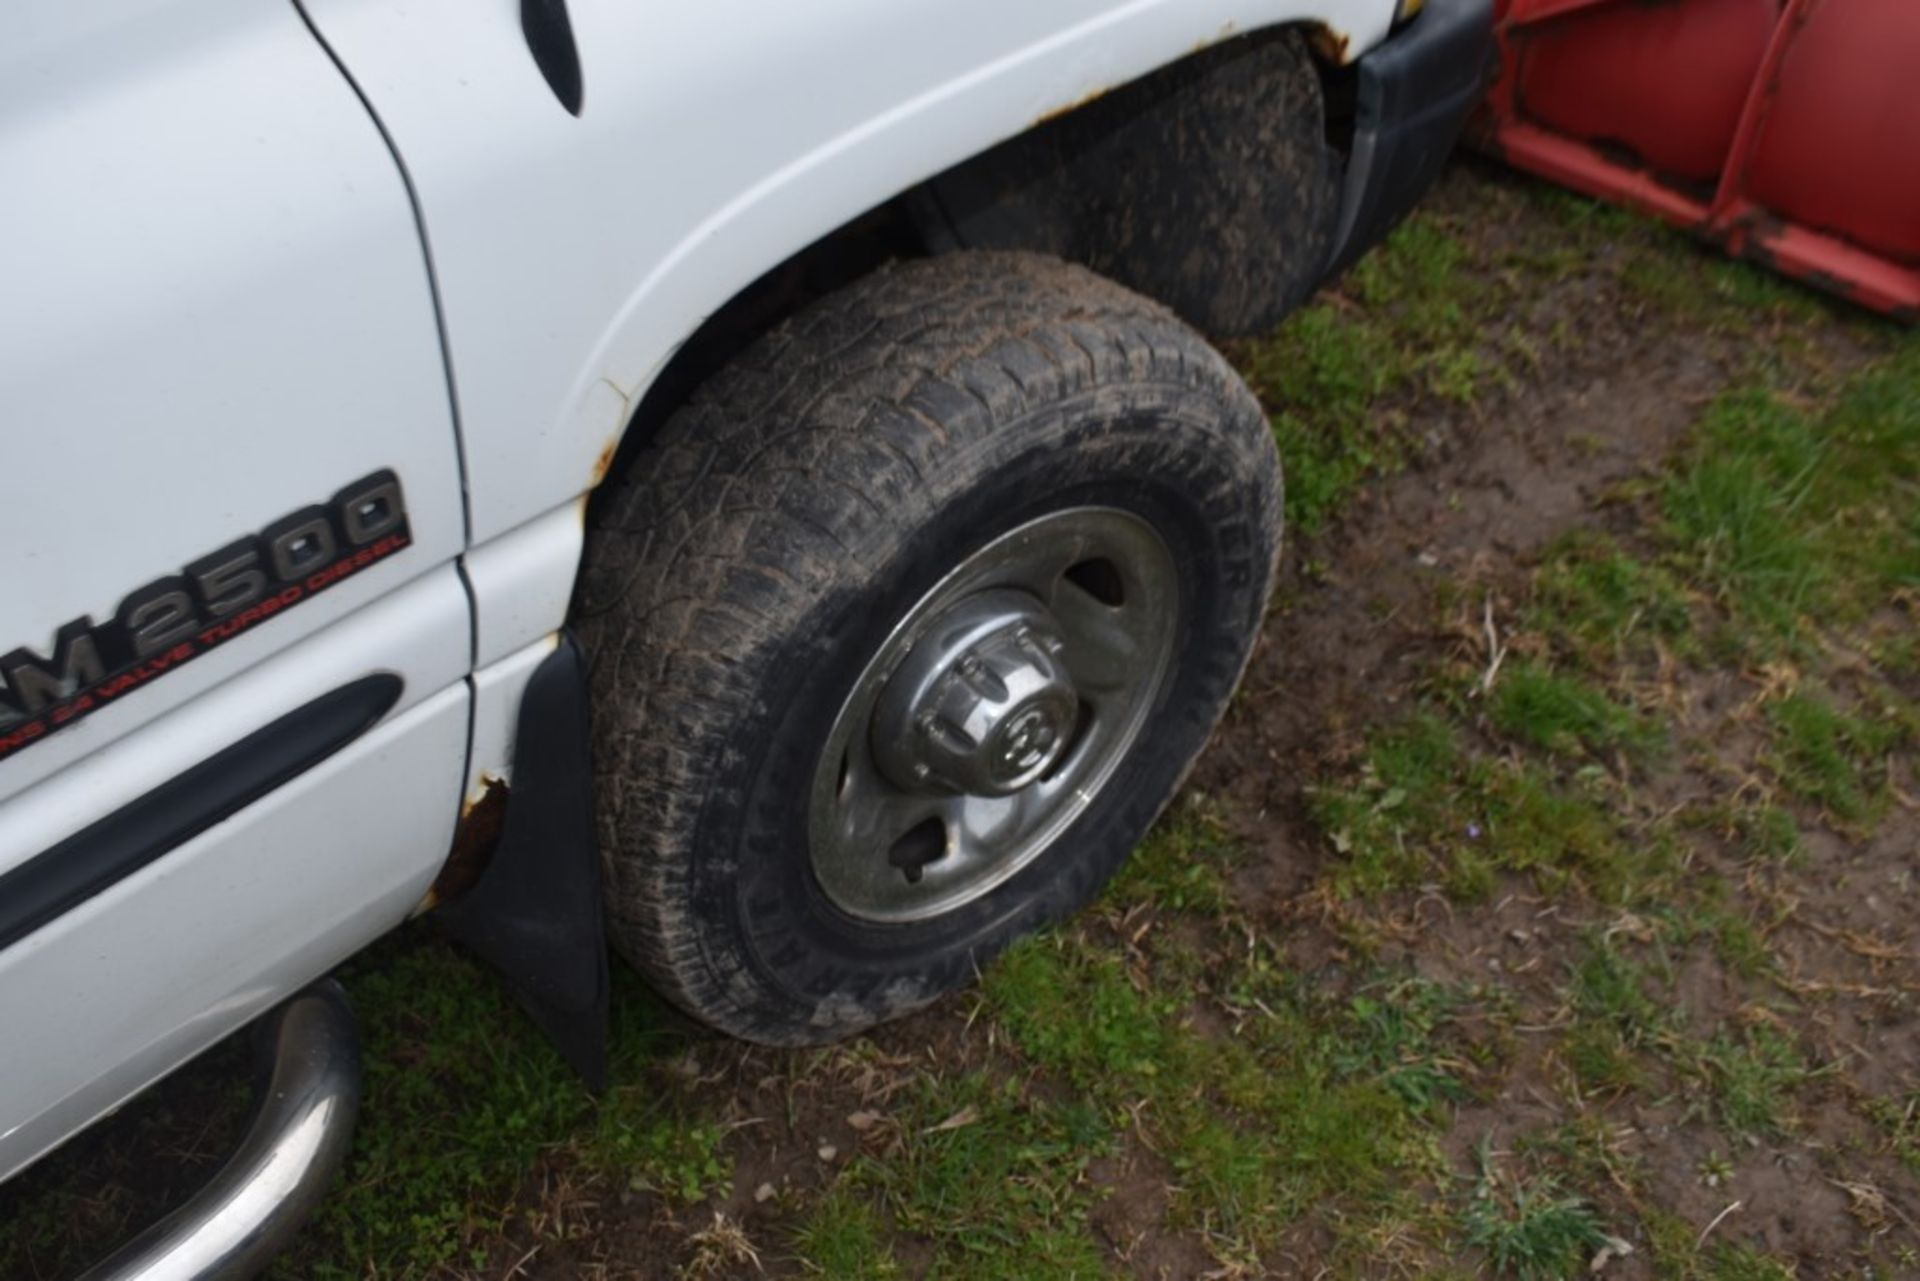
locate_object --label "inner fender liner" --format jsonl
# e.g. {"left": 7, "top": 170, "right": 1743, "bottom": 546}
{"left": 912, "top": 29, "right": 1338, "bottom": 338}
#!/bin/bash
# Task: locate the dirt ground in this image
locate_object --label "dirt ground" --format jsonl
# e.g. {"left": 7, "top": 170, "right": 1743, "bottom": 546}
{"left": 3, "top": 160, "right": 1915, "bottom": 1280}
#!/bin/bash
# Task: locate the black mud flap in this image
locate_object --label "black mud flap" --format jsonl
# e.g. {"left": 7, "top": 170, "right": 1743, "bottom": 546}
{"left": 1321, "top": 0, "right": 1496, "bottom": 279}
{"left": 438, "top": 633, "right": 609, "bottom": 1088}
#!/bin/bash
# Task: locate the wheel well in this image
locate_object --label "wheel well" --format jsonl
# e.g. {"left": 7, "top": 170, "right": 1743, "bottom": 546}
{"left": 597, "top": 200, "right": 930, "bottom": 495}
{"left": 598, "top": 23, "right": 1347, "bottom": 492}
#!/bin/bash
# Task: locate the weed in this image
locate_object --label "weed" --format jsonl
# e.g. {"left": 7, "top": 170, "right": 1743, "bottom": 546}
{"left": 1460, "top": 1140, "right": 1610, "bottom": 1281}
{"left": 1689, "top": 1025, "right": 1810, "bottom": 1140}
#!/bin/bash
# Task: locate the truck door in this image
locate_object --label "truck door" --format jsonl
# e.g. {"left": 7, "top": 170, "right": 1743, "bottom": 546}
{"left": 0, "top": 0, "right": 471, "bottom": 1178}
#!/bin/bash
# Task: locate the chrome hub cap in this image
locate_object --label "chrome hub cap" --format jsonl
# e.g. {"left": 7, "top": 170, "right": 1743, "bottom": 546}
{"left": 870, "top": 591, "right": 1078, "bottom": 798}
{"left": 808, "top": 507, "right": 1178, "bottom": 923}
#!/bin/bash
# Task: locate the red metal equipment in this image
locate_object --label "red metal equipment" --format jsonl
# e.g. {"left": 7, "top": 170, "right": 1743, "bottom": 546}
{"left": 1471, "top": 0, "right": 1920, "bottom": 320}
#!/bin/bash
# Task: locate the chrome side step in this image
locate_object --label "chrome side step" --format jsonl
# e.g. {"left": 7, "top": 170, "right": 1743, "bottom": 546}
{"left": 79, "top": 981, "right": 362, "bottom": 1281}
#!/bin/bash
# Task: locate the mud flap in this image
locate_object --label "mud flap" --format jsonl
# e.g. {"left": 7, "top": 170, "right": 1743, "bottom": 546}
{"left": 1322, "top": 0, "right": 1495, "bottom": 279}
{"left": 438, "top": 633, "right": 609, "bottom": 1087}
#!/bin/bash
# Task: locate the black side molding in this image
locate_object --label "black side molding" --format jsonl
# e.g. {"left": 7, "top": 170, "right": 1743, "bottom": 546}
{"left": 437, "top": 634, "right": 609, "bottom": 1087}
{"left": 521, "top": 0, "right": 585, "bottom": 116}
{"left": 0, "top": 675, "right": 402, "bottom": 954}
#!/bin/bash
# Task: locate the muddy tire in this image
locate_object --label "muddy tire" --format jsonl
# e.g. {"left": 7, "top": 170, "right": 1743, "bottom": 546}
{"left": 574, "top": 252, "right": 1282, "bottom": 1044}
{"left": 915, "top": 30, "right": 1338, "bottom": 338}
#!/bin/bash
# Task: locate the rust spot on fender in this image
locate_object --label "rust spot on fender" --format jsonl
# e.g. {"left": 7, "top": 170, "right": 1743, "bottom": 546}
{"left": 1033, "top": 20, "right": 1242, "bottom": 128}
{"left": 418, "top": 774, "right": 509, "bottom": 914}
{"left": 1034, "top": 85, "right": 1112, "bottom": 127}
{"left": 1307, "top": 23, "right": 1352, "bottom": 64}
{"left": 590, "top": 438, "right": 618, "bottom": 488}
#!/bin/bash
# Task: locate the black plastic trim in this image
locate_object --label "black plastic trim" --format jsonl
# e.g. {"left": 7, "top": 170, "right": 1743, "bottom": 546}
{"left": 0, "top": 674, "right": 402, "bottom": 953}
{"left": 1320, "top": 0, "right": 1495, "bottom": 279}
{"left": 521, "top": 0, "right": 585, "bottom": 116}
{"left": 437, "top": 634, "right": 609, "bottom": 1086}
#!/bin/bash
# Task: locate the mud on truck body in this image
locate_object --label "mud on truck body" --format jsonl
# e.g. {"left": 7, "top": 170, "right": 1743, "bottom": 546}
{"left": 0, "top": 0, "right": 1489, "bottom": 1271}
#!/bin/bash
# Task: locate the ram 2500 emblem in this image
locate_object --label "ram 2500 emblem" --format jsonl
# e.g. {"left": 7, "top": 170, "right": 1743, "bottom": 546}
{"left": 0, "top": 470, "right": 411, "bottom": 764}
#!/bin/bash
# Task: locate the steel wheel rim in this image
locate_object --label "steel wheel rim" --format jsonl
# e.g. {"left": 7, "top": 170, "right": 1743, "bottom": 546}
{"left": 807, "top": 506, "right": 1179, "bottom": 923}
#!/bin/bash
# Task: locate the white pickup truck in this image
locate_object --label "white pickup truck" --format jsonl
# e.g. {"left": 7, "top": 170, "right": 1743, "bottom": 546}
{"left": 0, "top": 0, "right": 1488, "bottom": 1272}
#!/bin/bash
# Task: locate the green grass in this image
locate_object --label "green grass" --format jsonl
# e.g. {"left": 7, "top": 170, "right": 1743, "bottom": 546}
{"left": 1460, "top": 1140, "right": 1611, "bottom": 1281}
{"left": 1335, "top": 979, "right": 1470, "bottom": 1116}
{"left": 1661, "top": 386, "right": 1827, "bottom": 645}
{"left": 793, "top": 1187, "right": 903, "bottom": 1278}
{"left": 1689, "top": 1024, "right": 1811, "bottom": 1141}
{"left": 1660, "top": 345, "right": 1920, "bottom": 653}
{"left": 1527, "top": 532, "right": 1692, "bottom": 667}
{"left": 1692, "top": 897, "right": 1774, "bottom": 981}
{"left": 982, "top": 932, "right": 1447, "bottom": 1258}
{"left": 843, "top": 1074, "right": 1112, "bottom": 1279}
{"left": 1562, "top": 939, "right": 1668, "bottom": 1095}
{"left": 294, "top": 944, "right": 724, "bottom": 1278}
{"left": 1764, "top": 689, "right": 1905, "bottom": 826}
{"left": 1732, "top": 802, "right": 1803, "bottom": 863}
{"left": 1524, "top": 180, "right": 1834, "bottom": 339}
{"left": 1105, "top": 800, "right": 1240, "bottom": 914}
{"left": 1862, "top": 1093, "right": 1920, "bottom": 1173}
{"left": 1645, "top": 1212, "right": 1800, "bottom": 1281}
{"left": 1238, "top": 212, "right": 1508, "bottom": 534}
{"left": 1311, "top": 715, "right": 1668, "bottom": 904}
{"left": 1488, "top": 662, "right": 1658, "bottom": 761}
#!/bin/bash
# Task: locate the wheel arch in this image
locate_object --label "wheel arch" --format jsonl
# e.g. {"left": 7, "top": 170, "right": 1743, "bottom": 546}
{"left": 569, "top": 3, "right": 1391, "bottom": 503}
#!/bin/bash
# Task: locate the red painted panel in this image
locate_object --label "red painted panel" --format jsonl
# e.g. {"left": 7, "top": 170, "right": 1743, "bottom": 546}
{"left": 1514, "top": 0, "right": 1777, "bottom": 183}
{"left": 1742, "top": 0, "right": 1920, "bottom": 266}
{"left": 1474, "top": 0, "right": 1920, "bottom": 318}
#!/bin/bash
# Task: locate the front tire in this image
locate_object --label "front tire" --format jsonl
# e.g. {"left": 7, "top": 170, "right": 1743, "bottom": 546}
{"left": 575, "top": 252, "right": 1282, "bottom": 1044}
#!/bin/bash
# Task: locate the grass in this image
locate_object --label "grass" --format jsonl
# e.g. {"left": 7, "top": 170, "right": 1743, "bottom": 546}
{"left": 1310, "top": 714, "right": 1668, "bottom": 903}
{"left": 1646, "top": 1212, "right": 1800, "bottom": 1281}
{"left": 1661, "top": 387, "right": 1829, "bottom": 644}
{"left": 981, "top": 930, "right": 1453, "bottom": 1259}
{"left": 1488, "top": 661, "right": 1658, "bottom": 761}
{"left": 1688, "top": 1025, "right": 1813, "bottom": 1141}
{"left": 1863, "top": 1094, "right": 1920, "bottom": 1174}
{"left": 1563, "top": 939, "right": 1667, "bottom": 1095}
{"left": 1461, "top": 1140, "right": 1611, "bottom": 1281}
{"left": 842, "top": 1074, "right": 1112, "bottom": 1279}
{"left": 1660, "top": 345, "right": 1920, "bottom": 654}
{"left": 793, "top": 1188, "right": 902, "bottom": 1277}
{"left": 1527, "top": 532, "right": 1692, "bottom": 668}
{"left": 1764, "top": 688, "right": 1905, "bottom": 825}
{"left": 294, "top": 945, "right": 727, "bottom": 1278}
{"left": 1104, "top": 798, "right": 1240, "bottom": 914}
{"left": 1237, "top": 211, "right": 1509, "bottom": 534}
